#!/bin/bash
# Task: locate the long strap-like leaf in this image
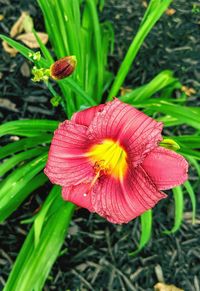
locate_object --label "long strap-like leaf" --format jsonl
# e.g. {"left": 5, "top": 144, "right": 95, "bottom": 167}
{"left": 107, "top": 0, "right": 173, "bottom": 100}
{"left": 129, "top": 209, "right": 152, "bottom": 256}
{"left": 3, "top": 186, "right": 75, "bottom": 291}
{"left": 164, "top": 186, "right": 184, "bottom": 234}
{"left": 0, "top": 119, "right": 59, "bottom": 137}
{"left": 184, "top": 181, "right": 196, "bottom": 224}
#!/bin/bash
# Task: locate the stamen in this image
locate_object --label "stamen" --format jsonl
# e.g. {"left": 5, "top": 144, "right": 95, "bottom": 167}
{"left": 83, "top": 161, "right": 110, "bottom": 197}
{"left": 83, "top": 170, "right": 101, "bottom": 197}
{"left": 86, "top": 139, "right": 128, "bottom": 179}
{"left": 94, "top": 160, "right": 111, "bottom": 175}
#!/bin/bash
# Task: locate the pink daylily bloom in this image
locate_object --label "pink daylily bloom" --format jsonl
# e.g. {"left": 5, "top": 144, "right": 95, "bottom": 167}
{"left": 44, "top": 99, "right": 188, "bottom": 224}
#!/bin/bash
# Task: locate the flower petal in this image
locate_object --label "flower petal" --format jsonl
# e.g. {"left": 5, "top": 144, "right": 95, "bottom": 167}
{"left": 62, "top": 183, "right": 95, "bottom": 212}
{"left": 92, "top": 176, "right": 134, "bottom": 223}
{"left": 142, "top": 147, "right": 188, "bottom": 190}
{"left": 44, "top": 121, "right": 94, "bottom": 187}
{"left": 90, "top": 166, "right": 166, "bottom": 224}
{"left": 122, "top": 165, "right": 166, "bottom": 214}
{"left": 72, "top": 104, "right": 105, "bottom": 126}
{"left": 87, "top": 99, "right": 163, "bottom": 167}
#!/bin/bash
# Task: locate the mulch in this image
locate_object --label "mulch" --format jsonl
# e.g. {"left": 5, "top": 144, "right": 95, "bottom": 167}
{"left": 0, "top": 0, "right": 200, "bottom": 290}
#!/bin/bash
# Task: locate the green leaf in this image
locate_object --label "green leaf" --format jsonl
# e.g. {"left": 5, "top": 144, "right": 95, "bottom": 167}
{"left": 164, "top": 186, "right": 184, "bottom": 234}
{"left": 3, "top": 228, "right": 35, "bottom": 291}
{"left": 0, "top": 135, "right": 52, "bottom": 160}
{"left": 0, "top": 119, "right": 59, "bottom": 137}
{"left": 32, "top": 29, "right": 54, "bottom": 64}
{"left": 144, "top": 101, "right": 200, "bottom": 130}
{"left": 0, "top": 147, "right": 47, "bottom": 177}
{"left": 0, "top": 153, "right": 47, "bottom": 222}
{"left": 0, "top": 34, "right": 48, "bottom": 67}
{"left": 101, "top": 21, "right": 115, "bottom": 55}
{"left": 120, "top": 70, "right": 180, "bottom": 103}
{"left": 179, "top": 148, "right": 200, "bottom": 160}
{"left": 186, "top": 156, "right": 200, "bottom": 176}
{"left": 34, "top": 186, "right": 58, "bottom": 247}
{"left": 183, "top": 181, "right": 196, "bottom": 224}
{"left": 37, "top": 0, "right": 66, "bottom": 57}
{"left": 0, "top": 172, "right": 47, "bottom": 222}
{"left": 107, "top": 0, "right": 173, "bottom": 99}
{"left": 61, "top": 77, "right": 96, "bottom": 107}
{"left": 157, "top": 115, "right": 182, "bottom": 127}
{"left": 172, "top": 135, "right": 200, "bottom": 149}
{"left": 129, "top": 210, "right": 152, "bottom": 256}
{"left": 98, "top": 0, "right": 105, "bottom": 11}
{"left": 4, "top": 186, "right": 75, "bottom": 291}
{"left": 85, "top": 0, "right": 103, "bottom": 99}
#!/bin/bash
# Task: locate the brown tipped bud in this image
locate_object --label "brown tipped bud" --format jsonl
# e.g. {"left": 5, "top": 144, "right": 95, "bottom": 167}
{"left": 50, "top": 56, "right": 77, "bottom": 80}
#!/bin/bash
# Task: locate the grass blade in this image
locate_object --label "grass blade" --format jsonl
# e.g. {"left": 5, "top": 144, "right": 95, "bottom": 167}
{"left": 144, "top": 101, "right": 200, "bottom": 130}
{"left": 157, "top": 115, "right": 184, "bottom": 127}
{"left": 107, "top": 0, "right": 172, "bottom": 99}
{"left": 3, "top": 228, "right": 35, "bottom": 291}
{"left": 0, "top": 147, "right": 47, "bottom": 177}
{"left": 120, "top": 70, "right": 180, "bottom": 103}
{"left": 164, "top": 186, "right": 184, "bottom": 234}
{"left": 172, "top": 135, "right": 200, "bottom": 149}
{"left": 129, "top": 210, "right": 152, "bottom": 256}
{"left": 0, "top": 173, "right": 47, "bottom": 222}
{"left": 0, "top": 135, "right": 52, "bottom": 159}
{"left": 33, "top": 187, "right": 58, "bottom": 247}
{"left": 61, "top": 78, "right": 96, "bottom": 107}
{"left": 0, "top": 34, "right": 48, "bottom": 67}
{"left": 32, "top": 29, "right": 54, "bottom": 64}
{"left": 4, "top": 186, "right": 75, "bottom": 291}
{"left": 183, "top": 181, "right": 196, "bottom": 224}
{"left": 186, "top": 156, "right": 200, "bottom": 177}
{"left": 0, "top": 119, "right": 58, "bottom": 137}
{"left": 85, "top": 0, "right": 103, "bottom": 99}
{"left": 0, "top": 153, "right": 47, "bottom": 222}
{"left": 179, "top": 148, "right": 200, "bottom": 160}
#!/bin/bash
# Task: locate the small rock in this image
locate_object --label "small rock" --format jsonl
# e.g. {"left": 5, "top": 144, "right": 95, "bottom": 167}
{"left": 165, "top": 8, "right": 176, "bottom": 16}
{"left": 20, "top": 62, "right": 30, "bottom": 77}
{"left": 154, "top": 282, "right": 184, "bottom": 291}
{"left": 0, "top": 98, "right": 18, "bottom": 112}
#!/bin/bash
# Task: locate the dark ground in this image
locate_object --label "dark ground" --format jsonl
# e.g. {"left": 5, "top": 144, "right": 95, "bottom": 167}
{"left": 0, "top": 0, "right": 200, "bottom": 290}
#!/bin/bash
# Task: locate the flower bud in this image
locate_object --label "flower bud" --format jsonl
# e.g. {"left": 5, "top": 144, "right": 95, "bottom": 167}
{"left": 31, "top": 66, "right": 50, "bottom": 82}
{"left": 50, "top": 95, "right": 62, "bottom": 107}
{"left": 160, "top": 138, "right": 180, "bottom": 151}
{"left": 28, "top": 51, "right": 41, "bottom": 61}
{"left": 50, "top": 56, "right": 77, "bottom": 80}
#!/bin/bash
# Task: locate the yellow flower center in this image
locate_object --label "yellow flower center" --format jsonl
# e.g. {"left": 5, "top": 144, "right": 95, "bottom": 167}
{"left": 86, "top": 139, "right": 128, "bottom": 180}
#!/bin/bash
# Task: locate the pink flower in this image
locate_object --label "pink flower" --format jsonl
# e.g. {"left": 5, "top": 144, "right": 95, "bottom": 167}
{"left": 44, "top": 99, "right": 188, "bottom": 224}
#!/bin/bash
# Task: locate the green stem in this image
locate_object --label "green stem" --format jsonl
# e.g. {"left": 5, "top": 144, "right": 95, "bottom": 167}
{"left": 61, "top": 78, "right": 96, "bottom": 107}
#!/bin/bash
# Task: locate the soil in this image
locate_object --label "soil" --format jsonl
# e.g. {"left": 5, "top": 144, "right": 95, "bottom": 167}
{"left": 0, "top": 1, "right": 200, "bottom": 290}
